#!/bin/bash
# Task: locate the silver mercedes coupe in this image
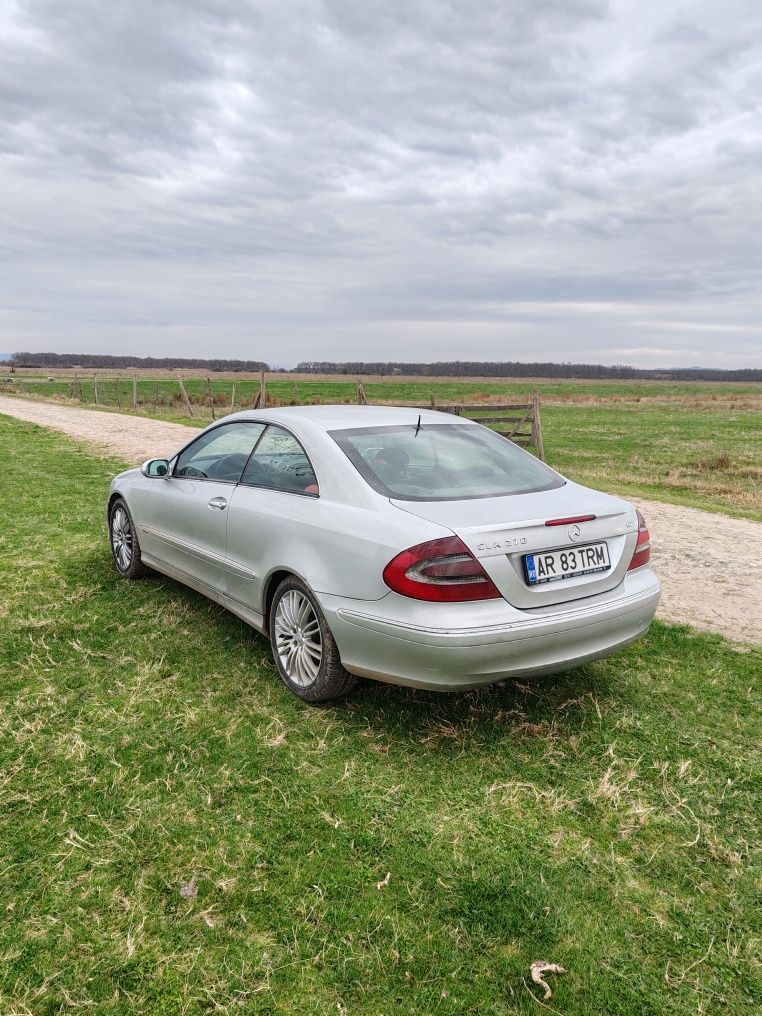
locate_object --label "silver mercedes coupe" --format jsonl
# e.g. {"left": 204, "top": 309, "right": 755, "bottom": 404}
{"left": 107, "top": 406, "right": 661, "bottom": 701}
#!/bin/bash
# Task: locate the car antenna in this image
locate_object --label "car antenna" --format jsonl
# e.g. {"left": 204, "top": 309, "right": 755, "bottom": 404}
{"left": 414, "top": 413, "right": 422, "bottom": 437}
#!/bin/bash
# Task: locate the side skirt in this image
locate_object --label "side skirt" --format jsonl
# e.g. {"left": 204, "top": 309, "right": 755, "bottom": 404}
{"left": 141, "top": 553, "right": 267, "bottom": 635}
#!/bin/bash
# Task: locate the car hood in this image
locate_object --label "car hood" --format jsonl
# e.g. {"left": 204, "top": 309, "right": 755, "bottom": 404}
{"left": 110, "top": 466, "right": 142, "bottom": 488}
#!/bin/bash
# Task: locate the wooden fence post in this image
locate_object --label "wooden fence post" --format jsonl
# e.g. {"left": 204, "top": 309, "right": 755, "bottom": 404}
{"left": 253, "top": 370, "right": 266, "bottom": 409}
{"left": 206, "top": 377, "right": 216, "bottom": 420}
{"left": 357, "top": 380, "right": 367, "bottom": 404}
{"left": 115, "top": 378, "right": 122, "bottom": 407}
{"left": 531, "top": 389, "right": 545, "bottom": 461}
{"left": 93, "top": 374, "right": 99, "bottom": 404}
{"left": 230, "top": 382, "right": 236, "bottom": 412}
{"left": 132, "top": 375, "right": 138, "bottom": 408}
{"left": 177, "top": 378, "right": 194, "bottom": 417}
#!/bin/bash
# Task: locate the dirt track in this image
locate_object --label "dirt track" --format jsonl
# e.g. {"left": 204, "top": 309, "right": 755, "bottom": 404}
{"left": 2, "top": 395, "right": 760, "bottom": 644}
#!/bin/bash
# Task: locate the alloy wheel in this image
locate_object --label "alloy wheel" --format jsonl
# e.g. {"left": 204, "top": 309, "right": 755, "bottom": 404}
{"left": 273, "top": 589, "right": 323, "bottom": 687}
{"left": 111, "top": 506, "right": 133, "bottom": 572}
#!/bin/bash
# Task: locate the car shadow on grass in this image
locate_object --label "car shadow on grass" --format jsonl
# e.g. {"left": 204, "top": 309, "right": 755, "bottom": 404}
{"left": 77, "top": 547, "right": 625, "bottom": 752}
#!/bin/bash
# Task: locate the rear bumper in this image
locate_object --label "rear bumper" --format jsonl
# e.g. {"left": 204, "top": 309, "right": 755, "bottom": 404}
{"left": 319, "top": 568, "right": 661, "bottom": 691}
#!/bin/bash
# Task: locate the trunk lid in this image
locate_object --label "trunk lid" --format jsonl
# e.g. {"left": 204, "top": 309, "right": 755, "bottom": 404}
{"left": 391, "top": 479, "right": 639, "bottom": 608}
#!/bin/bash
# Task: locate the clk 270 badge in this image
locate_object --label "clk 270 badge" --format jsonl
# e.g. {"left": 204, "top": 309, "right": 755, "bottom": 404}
{"left": 476, "top": 536, "right": 528, "bottom": 551}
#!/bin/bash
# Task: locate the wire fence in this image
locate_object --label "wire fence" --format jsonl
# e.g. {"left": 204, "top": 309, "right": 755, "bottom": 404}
{"left": 0, "top": 372, "right": 545, "bottom": 456}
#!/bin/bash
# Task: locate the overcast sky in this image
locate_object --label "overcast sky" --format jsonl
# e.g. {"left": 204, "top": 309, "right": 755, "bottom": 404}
{"left": 1, "top": 0, "right": 760, "bottom": 367}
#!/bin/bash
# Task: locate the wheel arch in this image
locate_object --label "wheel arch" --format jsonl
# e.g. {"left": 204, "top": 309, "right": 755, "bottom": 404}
{"left": 107, "top": 489, "right": 125, "bottom": 521}
{"left": 263, "top": 569, "right": 298, "bottom": 628}
{"left": 262, "top": 565, "right": 332, "bottom": 629}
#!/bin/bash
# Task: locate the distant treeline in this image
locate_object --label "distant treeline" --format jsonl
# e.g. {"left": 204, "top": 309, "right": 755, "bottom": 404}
{"left": 295, "top": 360, "right": 762, "bottom": 382}
{"left": 12, "top": 352, "right": 268, "bottom": 372}
{"left": 10, "top": 352, "right": 761, "bottom": 382}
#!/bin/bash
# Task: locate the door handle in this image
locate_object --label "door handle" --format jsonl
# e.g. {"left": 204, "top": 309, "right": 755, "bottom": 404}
{"left": 208, "top": 496, "right": 228, "bottom": 510}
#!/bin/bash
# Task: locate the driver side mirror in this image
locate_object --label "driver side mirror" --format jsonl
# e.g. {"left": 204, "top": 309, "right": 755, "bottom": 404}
{"left": 141, "top": 458, "right": 170, "bottom": 478}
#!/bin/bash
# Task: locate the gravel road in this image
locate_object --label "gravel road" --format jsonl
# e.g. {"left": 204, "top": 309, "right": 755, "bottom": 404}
{"left": 2, "top": 395, "right": 759, "bottom": 644}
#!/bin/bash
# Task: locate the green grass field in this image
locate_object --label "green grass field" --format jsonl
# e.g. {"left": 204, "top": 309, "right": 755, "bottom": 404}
{"left": 1, "top": 414, "right": 760, "bottom": 1014}
{"left": 4, "top": 375, "right": 761, "bottom": 519}
{"left": 544, "top": 400, "right": 761, "bottom": 520}
{"left": 5, "top": 374, "right": 759, "bottom": 404}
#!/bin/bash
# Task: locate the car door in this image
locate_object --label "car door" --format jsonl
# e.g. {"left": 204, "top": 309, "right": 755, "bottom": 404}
{"left": 139, "top": 420, "right": 265, "bottom": 592}
{"left": 224, "top": 424, "right": 320, "bottom": 612}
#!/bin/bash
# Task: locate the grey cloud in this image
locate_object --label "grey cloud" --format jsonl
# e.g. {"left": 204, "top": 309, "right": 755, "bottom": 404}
{"left": 0, "top": 0, "right": 760, "bottom": 365}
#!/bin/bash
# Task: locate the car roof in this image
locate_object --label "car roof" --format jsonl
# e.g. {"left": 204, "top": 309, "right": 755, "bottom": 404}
{"left": 229, "top": 404, "right": 472, "bottom": 430}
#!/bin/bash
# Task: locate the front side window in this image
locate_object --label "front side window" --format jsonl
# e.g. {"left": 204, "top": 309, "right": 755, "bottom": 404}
{"left": 175, "top": 422, "right": 265, "bottom": 482}
{"left": 241, "top": 425, "right": 318, "bottom": 495}
{"left": 329, "top": 423, "right": 564, "bottom": 501}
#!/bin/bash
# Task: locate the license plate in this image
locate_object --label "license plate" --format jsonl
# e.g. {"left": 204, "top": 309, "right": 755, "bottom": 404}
{"left": 524, "top": 542, "right": 610, "bottom": 585}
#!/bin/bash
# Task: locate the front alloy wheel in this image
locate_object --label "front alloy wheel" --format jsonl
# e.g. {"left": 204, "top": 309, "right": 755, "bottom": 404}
{"left": 268, "top": 577, "right": 358, "bottom": 702}
{"left": 109, "top": 498, "right": 148, "bottom": 579}
{"left": 111, "top": 505, "right": 133, "bottom": 571}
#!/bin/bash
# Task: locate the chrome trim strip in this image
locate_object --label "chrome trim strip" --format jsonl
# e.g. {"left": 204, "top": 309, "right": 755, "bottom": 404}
{"left": 140, "top": 525, "right": 256, "bottom": 579}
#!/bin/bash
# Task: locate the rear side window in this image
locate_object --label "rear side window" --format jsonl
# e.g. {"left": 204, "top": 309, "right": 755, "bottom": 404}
{"left": 241, "top": 425, "right": 319, "bottom": 496}
{"left": 329, "top": 423, "right": 563, "bottom": 501}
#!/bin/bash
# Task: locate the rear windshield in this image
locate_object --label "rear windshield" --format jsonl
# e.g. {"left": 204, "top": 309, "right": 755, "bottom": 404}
{"left": 329, "top": 423, "right": 565, "bottom": 501}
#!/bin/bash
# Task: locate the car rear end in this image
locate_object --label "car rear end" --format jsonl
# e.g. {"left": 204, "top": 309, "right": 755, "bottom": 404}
{"left": 320, "top": 417, "right": 661, "bottom": 690}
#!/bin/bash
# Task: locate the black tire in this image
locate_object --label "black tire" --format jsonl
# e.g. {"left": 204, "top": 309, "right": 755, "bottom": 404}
{"left": 108, "top": 497, "right": 149, "bottom": 579}
{"left": 268, "top": 576, "right": 359, "bottom": 703}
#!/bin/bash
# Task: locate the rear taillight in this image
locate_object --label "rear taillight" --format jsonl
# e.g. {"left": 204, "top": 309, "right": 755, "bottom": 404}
{"left": 627, "top": 510, "right": 651, "bottom": 571}
{"left": 383, "top": 536, "right": 501, "bottom": 602}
